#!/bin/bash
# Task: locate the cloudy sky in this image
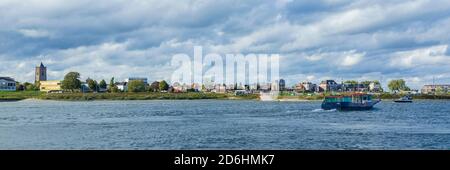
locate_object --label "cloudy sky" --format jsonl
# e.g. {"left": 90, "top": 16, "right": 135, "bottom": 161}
{"left": 1, "top": 0, "right": 450, "bottom": 89}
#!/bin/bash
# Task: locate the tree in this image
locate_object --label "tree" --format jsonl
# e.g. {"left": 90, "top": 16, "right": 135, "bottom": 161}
{"left": 108, "top": 77, "right": 115, "bottom": 92}
{"left": 127, "top": 80, "right": 146, "bottom": 92}
{"left": 99, "top": 79, "right": 107, "bottom": 89}
{"left": 16, "top": 82, "right": 25, "bottom": 91}
{"left": 61, "top": 72, "right": 81, "bottom": 92}
{"left": 23, "top": 82, "right": 37, "bottom": 91}
{"left": 360, "top": 81, "right": 372, "bottom": 86}
{"left": 111, "top": 85, "right": 119, "bottom": 93}
{"left": 159, "top": 80, "right": 169, "bottom": 91}
{"left": 435, "top": 86, "right": 445, "bottom": 95}
{"left": 388, "top": 79, "right": 410, "bottom": 92}
{"left": 86, "top": 78, "right": 98, "bottom": 92}
{"left": 344, "top": 80, "right": 358, "bottom": 85}
{"left": 149, "top": 81, "right": 160, "bottom": 92}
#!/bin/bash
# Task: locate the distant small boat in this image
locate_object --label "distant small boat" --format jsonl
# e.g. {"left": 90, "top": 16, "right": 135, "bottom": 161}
{"left": 394, "top": 96, "right": 413, "bottom": 103}
{"left": 321, "top": 93, "right": 380, "bottom": 111}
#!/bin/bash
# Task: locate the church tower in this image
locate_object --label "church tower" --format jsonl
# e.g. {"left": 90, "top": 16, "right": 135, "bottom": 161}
{"left": 35, "top": 62, "right": 47, "bottom": 84}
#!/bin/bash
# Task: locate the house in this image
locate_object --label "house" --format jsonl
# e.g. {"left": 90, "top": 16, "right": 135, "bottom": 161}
{"left": 297, "top": 82, "right": 316, "bottom": 92}
{"left": 421, "top": 85, "right": 450, "bottom": 94}
{"left": 115, "top": 82, "right": 127, "bottom": 91}
{"left": 319, "top": 80, "right": 339, "bottom": 92}
{"left": 213, "top": 84, "right": 226, "bottom": 93}
{"left": 369, "top": 82, "right": 382, "bottom": 92}
{"left": 0, "top": 77, "right": 16, "bottom": 91}
{"left": 81, "top": 82, "right": 90, "bottom": 93}
{"left": 39, "top": 80, "right": 62, "bottom": 92}
{"left": 172, "top": 82, "right": 184, "bottom": 92}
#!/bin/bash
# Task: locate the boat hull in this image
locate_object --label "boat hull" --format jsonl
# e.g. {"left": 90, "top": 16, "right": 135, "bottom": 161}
{"left": 394, "top": 100, "right": 413, "bottom": 103}
{"left": 321, "top": 100, "right": 380, "bottom": 111}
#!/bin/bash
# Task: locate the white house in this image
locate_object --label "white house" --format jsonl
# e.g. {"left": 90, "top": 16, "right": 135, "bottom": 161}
{"left": 0, "top": 77, "right": 16, "bottom": 91}
{"left": 115, "top": 82, "right": 127, "bottom": 91}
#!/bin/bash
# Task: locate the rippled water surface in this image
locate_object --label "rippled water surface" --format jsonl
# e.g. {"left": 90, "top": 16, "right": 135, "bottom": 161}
{"left": 0, "top": 100, "right": 449, "bottom": 149}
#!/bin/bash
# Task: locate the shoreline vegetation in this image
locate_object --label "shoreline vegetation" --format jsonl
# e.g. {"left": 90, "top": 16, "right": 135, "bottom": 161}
{"left": 1, "top": 91, "right": 450, "bottom": 101}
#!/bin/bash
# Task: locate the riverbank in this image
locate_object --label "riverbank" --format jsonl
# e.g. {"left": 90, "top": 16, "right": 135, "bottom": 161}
{"left": 0, "top": 91, "right": 259, "bottom": 101}
{"left": 1, "top": 91, "right": 449, "bottom": 101}
{"left": 278, "top": 93, "right": 450, "bottom": 101}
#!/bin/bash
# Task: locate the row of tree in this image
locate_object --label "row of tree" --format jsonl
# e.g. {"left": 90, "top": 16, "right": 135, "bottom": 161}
{"left": 60, "top": 72, "right": 171, "bottom": 93}
{"left": 15, "top": 71, "right": 413, "bottom": 93}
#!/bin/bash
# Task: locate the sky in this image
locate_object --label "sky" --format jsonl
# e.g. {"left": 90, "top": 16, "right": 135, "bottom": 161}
{"left": 1, "top": 0, "right": 450, "bottom": 89}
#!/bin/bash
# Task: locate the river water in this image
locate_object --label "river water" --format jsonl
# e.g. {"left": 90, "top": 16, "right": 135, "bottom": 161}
{"left": 0, "top": 100, "right": 449, "bottom": 149}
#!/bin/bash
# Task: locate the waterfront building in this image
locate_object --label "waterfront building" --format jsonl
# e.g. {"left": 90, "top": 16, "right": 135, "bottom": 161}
{"left": 125, "top": 77, "right": 148, "bottom": 85}
{"left": 319, "top": 80, "right": 339, "bottom": 92}
{"left": 421, "top": 84, "right": 450, "bottom": 94}
{"left": 39, "top": 80, "right": 62, "bottom": 92}
{"left": 35, "top": 62, "right": 47, "bottom": 84}
{"left": 115, "top": 82, "right": 127, "bottom": 91}
{"left": 81, "top": 82, "right": 90, "bottom": 93}
{"left": 259, "top": 83, "right": 272, "bottom": 91}
{"left": 301, "top": 82, "right": 316, "bottom": 92}
{"left": 0, "top": 77, "right": 16, "bottom": 91}
{"left": 213, "top": 84, "right": 226, "bottom": 93}
{"left": 271, "top": 80, "right": 280, "bottom": 91}
{"left": 172, "top": 82, "right": 184, "bottom": 92}
{"left": 369, "top": 82, "right": 382, "bottom": 92}
{"left": 191, "top": 83, "right": 202, "bottom": 92}
{"left": 279, "top": 79, "right": 286, "bottom": 91}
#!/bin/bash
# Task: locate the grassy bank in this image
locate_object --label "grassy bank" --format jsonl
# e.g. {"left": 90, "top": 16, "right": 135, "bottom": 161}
{"left": 278, "top": 92, "right": 450, "bottom": 101}
{"left": 1, "top": 91, "right": 259, "bottom": 101}
{"left": 1, "top": 91, "right": 449, "bottom": 101}
{"left": 0, "top": 91, "right": 44, "bottom": 101}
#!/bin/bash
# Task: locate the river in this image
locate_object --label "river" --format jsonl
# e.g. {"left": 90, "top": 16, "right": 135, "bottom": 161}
{"left": 0, "top": 100, "right": 449, "bottom": 149}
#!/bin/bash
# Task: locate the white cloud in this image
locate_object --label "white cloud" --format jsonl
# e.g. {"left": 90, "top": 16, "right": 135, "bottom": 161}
{"left": 340, "top": 51, "right": 364, "bottom": 67}
{"left": 389, "top": 45, "right": 450, "bottom": 68}
{"left": 17, "top": 29, "right": 52, "bottom": 38}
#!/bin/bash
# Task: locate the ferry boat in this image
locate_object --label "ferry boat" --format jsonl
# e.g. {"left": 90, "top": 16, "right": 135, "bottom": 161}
{"left": 394, "top": 95, "right": 413, "bottom": 103}
{"left": 321, "top": 93, "right": 381, "bottom": 111}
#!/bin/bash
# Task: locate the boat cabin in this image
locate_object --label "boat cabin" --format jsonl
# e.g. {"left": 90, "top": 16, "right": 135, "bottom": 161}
{"left": 324, "top": 94, "right": 373, "bottom": 103}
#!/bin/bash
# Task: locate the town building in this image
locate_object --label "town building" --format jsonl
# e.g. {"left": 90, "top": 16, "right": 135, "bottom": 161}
{"left": 39, "top": 80, "right": 62, "bottom": 92}
{"left": 115, "top": 82, "right": 127, "bottom": 91}
{"left": 298, "top": 82, "right": 316, "bottom": 92}
{"left": 213, "top": 84, "right": 226, "bottom": 93}
{"left": 0, "top": 77, "right": 16, "bottom": 91}
{"left": 279, "top": 79, "right": 286, "bottom": 91}
{"left": 369, "top": 82, "right": 382, "bottom": 92}
{"left": 319, "top": 80, "right": 339, "bottom": 92}
{"left": 421, "top": 85, "right": 450, "bottom": 94}
{"left": 125, "top": 77, "right": 148, "bottom": 85}
{"left": 35, "top": 62, "right": 47, "bottom": 84}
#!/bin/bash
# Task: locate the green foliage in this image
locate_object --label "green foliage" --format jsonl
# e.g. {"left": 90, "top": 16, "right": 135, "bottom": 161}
{"left": 128, "top": 80, "right": 146, "bottom": 93}
{"left": 99, "top": 79, "right": 107, "bottom": 89}
{"left": 86, "top": 78, "right": 98, "bottom": 92}
{"left": 108, "top": 77, "right": 115, "bottom": 92}
{"left": 388, "top": 79, "right": 410, "bottom": 92}
{"left": 360, "top": 81, "right": 372, "bottom": 86}
{"left": 344, "top": 80, "right": 358, "bottom": 85}
{"left": 149, "top": 81, "right": 160, "bottom": 92}
{"left": 159, "top": 80, "right": 169, "bottom": 91}
{"left": 111, "top": 85, "right": 120, "bottom": 93}
{"left": 61, "top": 72, "right": 81, "bottom": 92}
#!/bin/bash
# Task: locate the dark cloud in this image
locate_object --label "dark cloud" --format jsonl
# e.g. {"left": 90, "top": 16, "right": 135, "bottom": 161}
{"left": 0, "top": 0, "right": 450, "bottom": 89}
